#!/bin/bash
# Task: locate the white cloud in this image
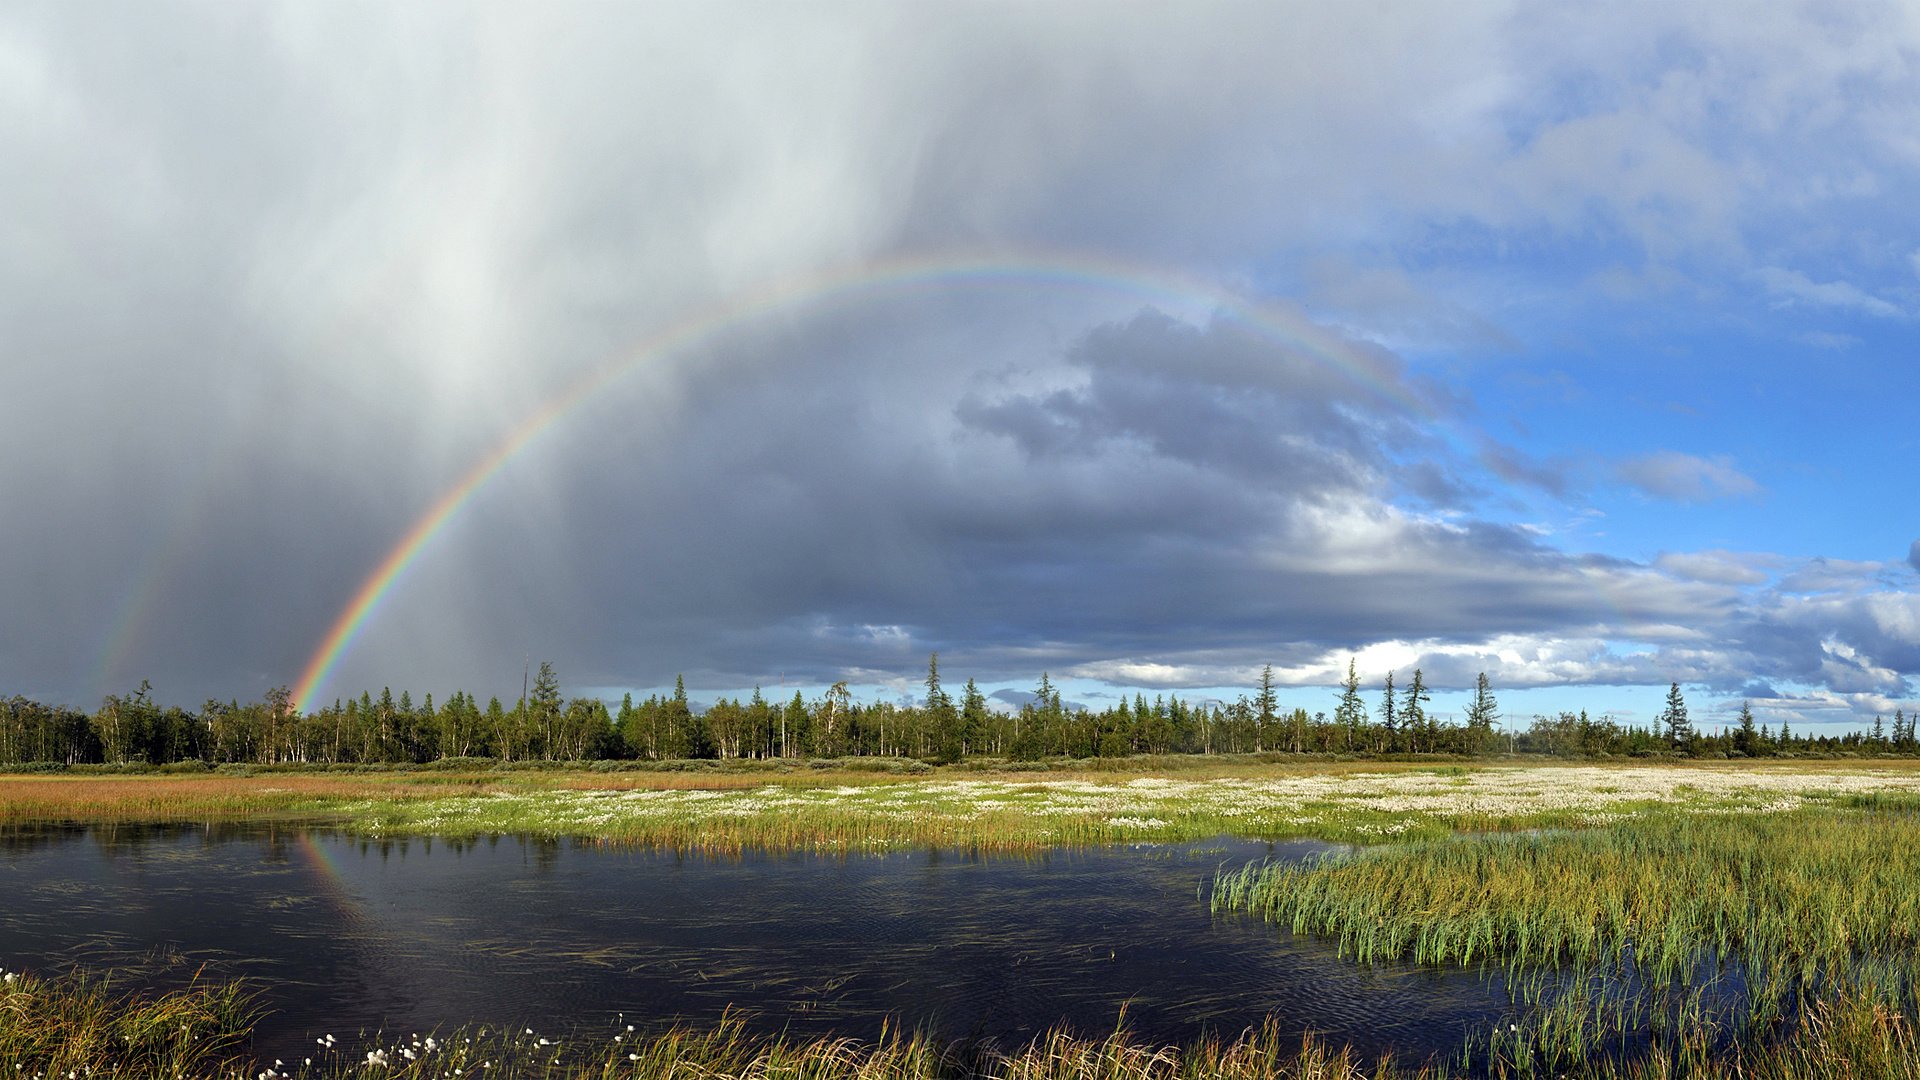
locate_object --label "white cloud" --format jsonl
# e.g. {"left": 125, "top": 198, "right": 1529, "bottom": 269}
{"left": 1755, "top": 267, "right": 1904, "bottom": 318}
{"left": 1656, "top": 550, "right": 1775, "bottom": 586}
{"left": 1793, "top": 330, "right": 1861, "bottom": 350}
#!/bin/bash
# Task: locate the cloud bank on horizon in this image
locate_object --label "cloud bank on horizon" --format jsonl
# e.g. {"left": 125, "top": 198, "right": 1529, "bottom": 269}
{"left": 2, "top": 2, "right": 1916, "bottom": 725}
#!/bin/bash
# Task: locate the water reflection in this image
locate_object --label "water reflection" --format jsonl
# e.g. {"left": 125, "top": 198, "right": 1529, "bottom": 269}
{"left": 0, "top": 825, "right": 1507, "bottom": 1065}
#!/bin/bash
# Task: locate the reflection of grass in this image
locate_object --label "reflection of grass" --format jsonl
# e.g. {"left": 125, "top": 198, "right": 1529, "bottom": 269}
{"left": 9, "top": 762, "right": 1920, "bottom": 851}
{"left": 1214, "top": 804, "right": 1920, "bottom": 1075}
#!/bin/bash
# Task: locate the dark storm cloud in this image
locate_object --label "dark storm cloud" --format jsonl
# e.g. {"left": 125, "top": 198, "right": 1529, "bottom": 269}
{"left": 3, "top": 1, "right": 1917, "bottom": 718}
{"left": 407, "top": 300, "right": 1737, "bottom": 698}
{"left": 955, "top": 310, "right": 1431, "bottom": 499}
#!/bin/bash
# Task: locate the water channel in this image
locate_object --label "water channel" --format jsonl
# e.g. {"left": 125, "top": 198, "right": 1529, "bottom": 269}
{"left": 0, "top": 824, "right": 1515, "bottom": 1064}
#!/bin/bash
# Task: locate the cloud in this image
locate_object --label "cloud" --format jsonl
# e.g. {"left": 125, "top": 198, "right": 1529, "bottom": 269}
{"left": 1478, "top": 440, "right": 1576, "bottom": 497}
{"left": 1909, "top": 540, "right": 1920, "bottom": 574}
{"left": 3, "top": 2, "right": 1919, "bottom": 717}
{"left": 1616, "top": 453, "right": 1762, "bottom": 503}
{"left": 1793, "top": 330, "right": 1860, "bottom": 350}
{"left": 1656, "top": 550, "right": 1774, "bottom": 587}
{"left": 1755, "top": 267, "right": 1904, "bottom": 318}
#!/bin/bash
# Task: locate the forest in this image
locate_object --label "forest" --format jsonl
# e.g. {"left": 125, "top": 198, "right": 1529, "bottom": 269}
{"left": 2, "top": 657, "right": 1915, "bottom": 768}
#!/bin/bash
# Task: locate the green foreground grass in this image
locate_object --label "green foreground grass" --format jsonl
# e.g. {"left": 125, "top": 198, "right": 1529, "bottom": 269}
{"left": 1214, "top": 798, "right": 1920, "bottom": 1075}
{"left": 2, "top": 960, "right": 1917, "bottom": 1080}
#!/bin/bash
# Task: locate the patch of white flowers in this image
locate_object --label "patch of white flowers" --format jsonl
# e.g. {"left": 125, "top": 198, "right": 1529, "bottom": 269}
{"left": 351, "top": 765, "right": 1920, "bottom": 843}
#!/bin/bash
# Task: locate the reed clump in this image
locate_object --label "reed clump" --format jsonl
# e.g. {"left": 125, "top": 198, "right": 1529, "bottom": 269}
{"left": 1214, "top": 804, "right": 1920, "bottom": 1075}
{"left": 1212, "top": 808, "right": 1920, "bottom": 979}
{"left": 0, "top": 964, "right": 255, "bottom": 1077}
{"left": 0, "top": 966, "right": 1411, "bottom": 1080}
{"left": 7, "top": 961, "right": 1918, "bottom": 1079}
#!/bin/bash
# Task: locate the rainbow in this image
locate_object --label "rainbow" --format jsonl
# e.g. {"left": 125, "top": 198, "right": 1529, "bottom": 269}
{"left": 295, "top": 830, "right": 367, "bottom": 927}
{"left": 291, "top": 250, "right": 1427, "bottom": 709}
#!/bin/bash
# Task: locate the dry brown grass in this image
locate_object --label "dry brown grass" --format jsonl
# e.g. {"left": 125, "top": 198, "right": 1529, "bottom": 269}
{"left": 0, "top": 774, "right": 485, "bottom": 823}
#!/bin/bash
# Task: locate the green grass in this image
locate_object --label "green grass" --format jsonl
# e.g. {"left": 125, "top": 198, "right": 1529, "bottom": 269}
{"left": 0, "top": 964, "right": 1414, "bottom": 1080}
{"left": 0, "top": 964, "right": 255, "bottom": 1077}
{"left": 1213, "top": 804, "right": 1920, "bottom": 1074}
{"left": 5, "top": 961, "right": 1918, "bottom": 1079}
{"left": 10, "top": 762, "right": 1920, "bottom": 852}
{"left": 11, "top": 763, "right": 1920, "bottom": 1076}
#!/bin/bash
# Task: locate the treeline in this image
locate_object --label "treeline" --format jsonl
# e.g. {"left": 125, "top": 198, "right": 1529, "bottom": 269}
{"left": 3, "top": 658, "right": 1916, "bottom": 767}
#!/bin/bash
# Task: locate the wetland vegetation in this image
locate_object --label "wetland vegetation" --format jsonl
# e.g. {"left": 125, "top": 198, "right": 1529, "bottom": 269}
{"left": 7, "top": 705, "right": 1920, "bottom": 1077}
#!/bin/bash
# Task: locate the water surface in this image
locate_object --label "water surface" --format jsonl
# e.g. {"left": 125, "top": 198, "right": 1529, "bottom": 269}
{"left": 0, "top": 824, "right": 1511, "bottom": 1063}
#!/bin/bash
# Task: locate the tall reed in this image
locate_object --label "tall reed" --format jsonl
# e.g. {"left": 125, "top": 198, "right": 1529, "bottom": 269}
{"left": 1213, "top": 805, "right": 1920, "bottom": 1074}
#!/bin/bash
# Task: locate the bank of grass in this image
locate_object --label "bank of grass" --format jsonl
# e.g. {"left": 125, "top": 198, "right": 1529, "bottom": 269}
{"left": 0, "top": 965, "right": 254, "bottom": 1077}
{"left": 1213, "top": 800, "right": 1920, "bottom": 1074}
{"left": 8, "top": 760, "right": 1920, "bottom": 851}
{"left": 0, "top": 963, "right": 1404, "bottom": 1080}
{"left": 270, "top": 761, "right": 1920, "bottom": 852}
{"left": 4, "top": 962, "right": 1917, "bottom": 1080}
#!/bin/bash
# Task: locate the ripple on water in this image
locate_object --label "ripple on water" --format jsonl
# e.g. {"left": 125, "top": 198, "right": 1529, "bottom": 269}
{"left": 0, "top": 825, "right": 1506, "bottom": 1065}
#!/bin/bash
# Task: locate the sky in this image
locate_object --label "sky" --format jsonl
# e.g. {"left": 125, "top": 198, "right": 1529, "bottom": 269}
{"left": 3, "top": 2, "right": 1917, "bottom": 731}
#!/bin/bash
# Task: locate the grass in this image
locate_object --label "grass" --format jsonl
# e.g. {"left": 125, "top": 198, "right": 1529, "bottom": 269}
{"left": 11, "top": 761, "right": 1920, "bottom": 1075}
{"left": 1212, "top": 800, "right": 1920, "bottom": 1074}
{"left": 11, "top": 760, "right": 1920, "bottom": 851}
{"left": 0, "top": 963, "right": 1408, "bottom": 1080}
{"left": 4, "top": 962, "right": 1918, "bottom": 1079}
{"left": 0, "top": 964, "right": 255, "bottom": 1077}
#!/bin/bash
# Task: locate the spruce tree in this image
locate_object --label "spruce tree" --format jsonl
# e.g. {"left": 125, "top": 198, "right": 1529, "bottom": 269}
{"left": 1401, "top": 668, "right": 1430, "bottom": 751}
{"left": 529, "top": 663, "right": 562, "bottom": 760}
{"left": 1334, "top": 658, "right": 1367, "bottom": 751}
{"left": 1465, "top": 672, "right": 1499, "bottom": 731}
{"left": 1658, "top": 682, "right": 1690, "bottom": 750}
{"left": 961, "top": 679, "right": 988, "bottom": 755}
{"left": 1379, "top": 671, "right": 1397, "bottom": 750}
{"left": 1255, "top": 664, "right": 1278, "bottom": 752}
{"left": 925, "top": 653, "right": 961, "bottom": 763}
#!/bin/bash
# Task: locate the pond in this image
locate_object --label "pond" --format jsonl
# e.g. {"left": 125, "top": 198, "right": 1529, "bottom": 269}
{"left": 0, "top": 824, "right": 1513, "bottom": 1064}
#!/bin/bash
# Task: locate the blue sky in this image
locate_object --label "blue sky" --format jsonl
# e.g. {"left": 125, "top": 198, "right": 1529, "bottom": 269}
{"left": 1, "top": 2, "right": 1916, "bottom": 730}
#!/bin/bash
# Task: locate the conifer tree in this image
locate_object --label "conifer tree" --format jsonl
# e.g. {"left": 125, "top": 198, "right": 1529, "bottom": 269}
{"left": 961, "top": 679, "right": 988, "bottom": 755}
{"left": 530, "top": 662, "right": 562, "bottom": 760}
{"left": 1658, "top": 682, "right": 1690, "bottom": 750}
{"left": 925, "top": 653, "right": 961, "bottom": 763}
{"left": 1334, "top": 658, "right": 1367, "bottom": 750}
{"left": 1379, "top": 671, "right": 1397, "bottom": 750}
{"left": 1465, "top": 672, "right": 1499, "bottom": 731}
{"left": 1401, "top": 668, "right": 1430, "bottom": 751}
{"left": 1255, "top": 664, "right": 1278, "bottom": 752}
